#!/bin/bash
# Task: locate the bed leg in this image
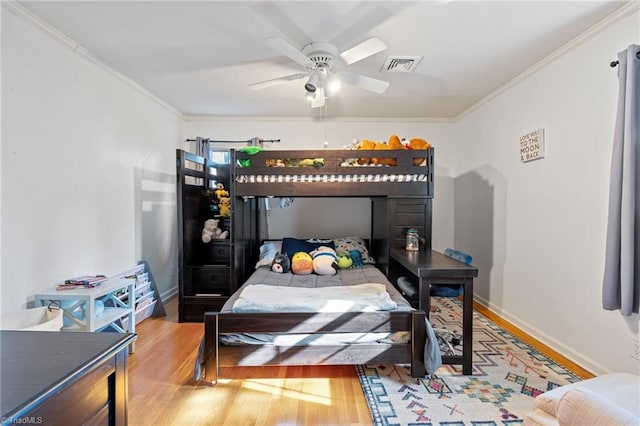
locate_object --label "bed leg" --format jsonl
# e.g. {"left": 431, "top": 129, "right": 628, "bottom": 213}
{"left": 411, "top": 311, "right": 427, "bottom": 378}
{"left": 203, "top": 313, "right": 219, "bottom": 384}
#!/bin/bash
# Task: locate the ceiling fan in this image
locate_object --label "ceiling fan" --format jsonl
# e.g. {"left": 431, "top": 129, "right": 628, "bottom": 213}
{"left": 249, "top": 37, "right": 390, "bottom": 108}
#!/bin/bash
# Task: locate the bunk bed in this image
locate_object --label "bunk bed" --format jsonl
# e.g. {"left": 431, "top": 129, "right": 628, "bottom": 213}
{"left": 198, "top": 147, "right": 439, "bottom": 383}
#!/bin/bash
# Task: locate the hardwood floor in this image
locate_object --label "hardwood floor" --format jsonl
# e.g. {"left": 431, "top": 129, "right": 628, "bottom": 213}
{"left": 127, "top": 296, "right": 371, "bottom": 426}
{"left": 127, "top": 296, "right": 594, "bottom": 425}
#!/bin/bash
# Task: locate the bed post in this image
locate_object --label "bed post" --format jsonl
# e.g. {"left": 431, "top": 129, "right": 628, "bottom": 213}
{"left": 203, "top": 313, "right": 219, "bottom": 384}
{"left": 411, "top": 311, "right": 427, "bottom": 378}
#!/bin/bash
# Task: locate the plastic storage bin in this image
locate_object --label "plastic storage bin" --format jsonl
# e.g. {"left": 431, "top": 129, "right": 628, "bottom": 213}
{"left": 0, "top": 306, "right": 63, "bottom": 331}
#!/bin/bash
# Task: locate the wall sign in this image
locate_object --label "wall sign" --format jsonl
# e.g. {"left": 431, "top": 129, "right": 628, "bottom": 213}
{"left": 520, "top": 128, "right": 545, "bottom": 163}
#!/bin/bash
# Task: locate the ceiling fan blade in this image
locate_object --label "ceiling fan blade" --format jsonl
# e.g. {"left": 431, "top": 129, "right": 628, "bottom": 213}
{"left": 311, "top": 87, "right": 325, "bottom": 108}
{"left": 266, "top": 37, "right": 314, "bottom": 68}
{"left": 249, "top": 73, "right": 307, "bottom": 90}
{"left": 337, "top": 71, "right": 389, "bottom": 94}
{"left": 339, "top": 37, "right": 387, "bottom": 65}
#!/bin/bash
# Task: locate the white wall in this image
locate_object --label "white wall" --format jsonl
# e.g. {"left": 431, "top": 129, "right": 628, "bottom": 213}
{"left": 184, "top": 119, "right": 456, "bottom": 247}
{"left": 453, "top": 9, "right": 640, "bottom": 375}
{"left": 1, "top": 6, "right": 183, "bottom": 313}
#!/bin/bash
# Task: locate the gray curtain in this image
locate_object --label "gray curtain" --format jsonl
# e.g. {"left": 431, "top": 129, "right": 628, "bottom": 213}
{"left": 603, "top": 44, "right": 640, "bottom": 316}
{"left": 195, "top": 136, "right": 209, "bottom": 158}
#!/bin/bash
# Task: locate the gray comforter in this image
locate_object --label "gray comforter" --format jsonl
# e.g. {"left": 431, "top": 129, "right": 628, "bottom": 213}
{"left": 195, "top": 265, "right": 441, "bottom": 379}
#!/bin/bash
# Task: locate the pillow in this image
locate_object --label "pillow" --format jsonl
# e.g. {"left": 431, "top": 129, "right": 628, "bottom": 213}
{"left": 333, "top": 237, "right": 375, "bottom": 264}
{"left": 255, "top": 240, "right": 282, "bottom": 269}
{"left": 281, "top": 237, "right": 335, "bottom": 260}
{"left": 557, "top": 388, "right": 639, "bottom": 426}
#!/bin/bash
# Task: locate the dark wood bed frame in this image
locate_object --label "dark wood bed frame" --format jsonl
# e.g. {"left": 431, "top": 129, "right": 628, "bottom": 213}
{"left": 203, "top": 311, "right": 427, "bottom": 383}
{"left": 201, "top": 147, "right": 436, "bottom": 383}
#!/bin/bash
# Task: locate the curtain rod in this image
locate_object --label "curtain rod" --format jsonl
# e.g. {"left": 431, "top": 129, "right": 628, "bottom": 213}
{"left": 185, "top": 138, "right": 280, "bottom": 144}
{"left": 610, "top": 50, "right": 640, "bottom": 67}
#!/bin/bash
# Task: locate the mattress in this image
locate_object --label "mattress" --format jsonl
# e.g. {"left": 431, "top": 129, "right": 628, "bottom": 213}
{"left": 221, "top": 264, "right": 413, "bottom": 313}
{"left": 219, "top": 264, "right": 413, "bottom": 346}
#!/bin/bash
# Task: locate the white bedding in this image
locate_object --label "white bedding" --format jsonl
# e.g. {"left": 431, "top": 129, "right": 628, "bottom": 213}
{"left": 232, "top": 282, "right": 398, "bottom": 313}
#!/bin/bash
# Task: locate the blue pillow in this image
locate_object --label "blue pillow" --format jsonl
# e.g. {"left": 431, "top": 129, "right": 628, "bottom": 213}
{"left": 281, "top": 238, "right": 335, "bottom": 260}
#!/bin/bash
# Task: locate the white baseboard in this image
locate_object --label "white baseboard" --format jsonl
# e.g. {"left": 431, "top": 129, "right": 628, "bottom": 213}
{"left": 160, "top": 287, "right": 178, "bottom": 303}
{"left": 474, "top": 294, "right": 610, "bottom": 376}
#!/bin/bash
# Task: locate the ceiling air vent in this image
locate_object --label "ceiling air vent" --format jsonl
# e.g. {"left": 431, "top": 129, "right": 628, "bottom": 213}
{"left": 381, "top": 56, "right": 423, "bottom": 73}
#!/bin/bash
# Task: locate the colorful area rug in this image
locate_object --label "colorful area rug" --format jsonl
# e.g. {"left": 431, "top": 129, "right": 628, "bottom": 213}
{"left": 357, "top": 297, "right": 582, "bottom": 425}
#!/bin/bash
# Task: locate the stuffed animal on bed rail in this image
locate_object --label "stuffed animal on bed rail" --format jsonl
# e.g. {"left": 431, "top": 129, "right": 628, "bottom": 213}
{"left": 291, "top": 251, "right": 313, "bottom": 275}
{"left": 310, "top": 246, "right": 339, "bottom": 275}
{"left": 201, "top": 218, "right": 228, "bottom": 243}
{"left": 271, "top": 252, "right": 291, "bottom": 274}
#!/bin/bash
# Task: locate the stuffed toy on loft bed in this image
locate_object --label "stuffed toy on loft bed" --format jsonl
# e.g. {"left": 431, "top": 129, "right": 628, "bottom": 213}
{"left": 355, "top": 134, "right": 431, "bottom": 166}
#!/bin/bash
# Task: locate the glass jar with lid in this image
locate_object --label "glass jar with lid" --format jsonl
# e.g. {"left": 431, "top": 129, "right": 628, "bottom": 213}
{"left": 406, "top": 228, "right": 419, "bottom": 251}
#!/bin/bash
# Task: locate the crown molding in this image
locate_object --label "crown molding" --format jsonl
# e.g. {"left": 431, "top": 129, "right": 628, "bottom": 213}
{"left": 4, "top": 0, "right": 636, "bottom": 124}
{"left": 2, "top": 1, "right": 185, "bottom": 119}
{"left": 455, "top": 1, "right": 640, "bottom": 122}
{"left": 183, "top": 115, "right": 456, "bottom": 123}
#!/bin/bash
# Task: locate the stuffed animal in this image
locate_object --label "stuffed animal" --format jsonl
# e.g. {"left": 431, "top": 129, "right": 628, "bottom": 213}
{"left": 291, "top": 251, "right": 313, "bottom": 275}
{"left": 271, "top": 252, "right": 291, "bottom": 273}
{"left": 356, "top": 135, "right": 431, "bottom": 166}
{"left": 349, "top": 249, "right": 364, "bottom": 267}
{"left": 408, "top": 137, "right": 431, "bottom": 165}
{"left": 310, "top": 246, "right": 338, "bottom": 275}
{"left": 201, "top": 218, "right": 228, "bottom": 243}
{"left": 336, "top": 252, "right": 353, "bottom": 269}
{"left": 357, "top": 135, "right": 404, "bottom": 166}
{"left": 215, "top": 183, "right": 229, "bottom": 200}
{"left": 218, "top": 197, "right": 231, "bottom": 217}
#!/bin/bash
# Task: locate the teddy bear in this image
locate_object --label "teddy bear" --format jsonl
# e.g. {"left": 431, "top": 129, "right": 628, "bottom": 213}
{"left": 310, "top": 246, "right": 338, "bottom": 275}
{"left": 407, "top": 137, "right": 431, "bottom": 166}
{"left": 291, "top": 251, "right": 313, "bottom": 275}
{"left": 357, "top": 134, "right": 406, "bottom": 166}
{"left": 218, "top": 197, "right": 231, "bottom": 217}
{"left": 271, "top": 252, "right": 291, "bottom": 273}
{"left": 201, "top": 218, "right": 228, "bottom": 243}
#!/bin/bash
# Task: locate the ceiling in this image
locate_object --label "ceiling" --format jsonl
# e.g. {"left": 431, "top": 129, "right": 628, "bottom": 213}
{"left": 16, "top": 1, "right": 629, "bottom": 120}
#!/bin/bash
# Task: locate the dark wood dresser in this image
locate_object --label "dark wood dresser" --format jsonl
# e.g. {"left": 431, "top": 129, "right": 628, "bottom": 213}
{"left": 1, "top": 331, "right": 136, "bottom": 425}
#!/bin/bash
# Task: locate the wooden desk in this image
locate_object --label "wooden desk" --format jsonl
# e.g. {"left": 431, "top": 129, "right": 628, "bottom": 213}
{"left": 1, "top": 331, "right": 136, "bottom": 425}
{"left": 390, "top": 248, "right": 478, "bottom": 375}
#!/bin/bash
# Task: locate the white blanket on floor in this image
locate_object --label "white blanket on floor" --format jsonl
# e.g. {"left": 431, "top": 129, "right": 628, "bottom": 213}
{"left": 232, "top": 283, "right": 398, "bottom": 313}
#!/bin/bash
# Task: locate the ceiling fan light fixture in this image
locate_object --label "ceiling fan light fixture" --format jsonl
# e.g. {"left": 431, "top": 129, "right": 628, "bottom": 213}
{"left": 325, "top": 75, "right": 341, "bottom": 96}
{"left": 304, "top": 72, "right": 319, "bottom": 93}
{"left": 305, "top": 90, "right": 316, "bottom": 101}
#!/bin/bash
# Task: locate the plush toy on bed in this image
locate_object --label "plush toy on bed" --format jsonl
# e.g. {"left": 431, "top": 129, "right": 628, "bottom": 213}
{"left": 349, "top": 249, "right": 364, "bottom": 267}
{"left": 337, "top": 252, "right": 353, "bottom": 269}
{"left": 201, "top": 218, "right": 228, "bottom": 243}
{"left": 271, "top": 252, "right": 291, "bottom": 274}
{"left": 310, "top": 246, "right": 339, "bottom": 275}
{"left": 291, "top": 252, "right": 313, "bottom": 275}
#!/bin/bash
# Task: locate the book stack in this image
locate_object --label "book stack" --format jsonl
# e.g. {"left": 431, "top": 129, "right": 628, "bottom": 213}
{"left": 56, "top": 275, "right": 108, "bottom": 291}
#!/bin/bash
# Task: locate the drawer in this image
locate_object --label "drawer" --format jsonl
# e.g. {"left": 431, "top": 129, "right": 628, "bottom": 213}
{"left": 202, "top": 243, "right": 231, "bottom": 264}
{"left": 30, "top": 357, "right": 115, "bottom": 424}
{"left": 395, "top": 201, "right": 427, "bottom": 214}
{"left": 191, "top": 266, "right": 230, "bottom": 292}
{"left": 182, "top": 296, "right": 228, "bottom": 321}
